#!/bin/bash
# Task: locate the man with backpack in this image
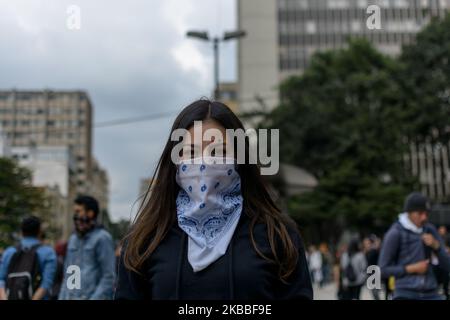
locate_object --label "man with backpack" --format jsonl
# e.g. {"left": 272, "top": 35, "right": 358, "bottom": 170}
{"left": 379, "top": 192, "right": 450, "bottom": 300}
{"left": 0, "top": 216, "right": 57, "bottom": 300}
{"left": 58, "top": 195, "right": 115, "bottom": 300}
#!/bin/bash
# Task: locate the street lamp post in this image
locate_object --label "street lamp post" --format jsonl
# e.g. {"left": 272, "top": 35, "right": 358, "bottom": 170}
{"left": 186, "top": 30, "right": 246, "bottom": 100}
{"left": 213, "top": 37, "right": 220, "bottom": 100}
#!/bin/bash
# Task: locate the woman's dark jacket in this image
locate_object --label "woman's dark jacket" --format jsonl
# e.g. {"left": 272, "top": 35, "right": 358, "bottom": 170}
{"left": 114, "top": 213, "right": 313, "bottom": 300}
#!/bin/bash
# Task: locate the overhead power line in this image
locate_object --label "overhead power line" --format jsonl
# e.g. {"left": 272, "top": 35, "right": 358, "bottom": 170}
{"left": 1, "top": 110, "right": 179, "bottom": 136}
{"left": 1, "top": 93, "right": 280, "bottom": 136}
{"left": 94, "top": 110, "right": 177, "bottom": 128}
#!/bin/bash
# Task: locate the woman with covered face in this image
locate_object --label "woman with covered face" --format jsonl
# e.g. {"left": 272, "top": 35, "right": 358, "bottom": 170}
{"left": 114, "top": 99, "right": 313, "bottom": 300}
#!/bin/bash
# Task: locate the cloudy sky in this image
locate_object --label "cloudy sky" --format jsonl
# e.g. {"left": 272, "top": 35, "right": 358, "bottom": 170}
{"left": 0, "top": 0, "right": 237, "bottom": 221}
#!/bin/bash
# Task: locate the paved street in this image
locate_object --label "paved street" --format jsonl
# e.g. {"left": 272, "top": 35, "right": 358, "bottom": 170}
{"left": 313, "top": 283, "right": 378, "bottom": 300}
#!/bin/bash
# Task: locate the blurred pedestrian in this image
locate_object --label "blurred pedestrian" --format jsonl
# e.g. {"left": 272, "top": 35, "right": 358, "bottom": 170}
{"left": 309, "top": 245, "right": 323, "bottom": 287}
{"left": 0, "top": 216, "right": 57, "bottom": 300}
{"left": 339, "top": 238, "right": 367, "bottom": 300}
{"left": 435, "top": 225, "right": 450, "bottom": 299}
{"left": 114, "top": 242, "right": 122, "bottom": 277}
{"left": 319, "top": 242, "right": 333, "bottom": 285}
{"left": 378, "top": 192, "right": 450, "bottom": 300}
{"left": 363, "top": 235, "right": 381, "bottom": 300}
{"left": 335, "top": 243, "right": 347, "bottom": 299}
{"left": 58, "top": 195, "right": 115, "bottom": 300}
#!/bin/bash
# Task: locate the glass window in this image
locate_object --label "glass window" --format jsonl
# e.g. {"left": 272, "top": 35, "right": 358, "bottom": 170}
{"left": 357, "top": 0, "right": 368, "bottom": 8}
{"left": 328, "top": 0, "right": 349, "bottom": 9}
{"left": 394, "top": 0, "right": 409, "bottom": 8}
{"left": 305, "top": 21, "right": 317, "bottom": 34}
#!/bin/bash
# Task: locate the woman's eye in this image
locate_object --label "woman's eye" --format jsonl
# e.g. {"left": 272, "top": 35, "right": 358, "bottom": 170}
{"left": 182, "top": 145, "right": 201, "bottom": 159}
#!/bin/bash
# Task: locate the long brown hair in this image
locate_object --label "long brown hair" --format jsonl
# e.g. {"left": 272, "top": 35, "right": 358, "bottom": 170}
{"left": 123, "top": 99, "right": 299, "bottom": 281}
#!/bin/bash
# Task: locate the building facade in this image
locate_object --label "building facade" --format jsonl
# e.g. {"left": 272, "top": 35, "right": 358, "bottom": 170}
{"left": 238, "top": 0, "right": 450, "bottom": 205}
{"left": 406, "top": 139, "right": 450, "bottom": 203}
{"left": 218, "top": 82, "right": 239, "bottom": 113}
{"left": 1, "top": 142, "right": 76, "bottom": 239}
{"left": 90, "top": 158, "right": 110, "bottom": 224}
{"left": 9, "top": 145, "right": 76, "bottom": 198}
{"left": 238, "top": 0, "right": 450, "bottom": 114}
{"left": 0, "top": 90, "right": 92, "bottom": 194}
{"left": 0, "top": 90, "right": 109, "bottom": 238}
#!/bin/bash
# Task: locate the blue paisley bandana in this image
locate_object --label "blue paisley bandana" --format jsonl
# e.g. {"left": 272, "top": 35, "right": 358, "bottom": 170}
{"left": 175, "top": 157, "right": 243, "bottom": 272}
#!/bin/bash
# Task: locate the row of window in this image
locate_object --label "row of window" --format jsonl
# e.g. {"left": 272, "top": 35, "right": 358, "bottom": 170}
{"left": 9, "top": 133, "right": 86, "bottom": 143}
{"left": 0, "top": 93, "right": 89, "bottom": 103}
{"left": 47, "top": 120, "right": 86, "bottom": 127}
{"left": 279, "top": 20, "right": 423, "bottom": 34}
{"left": 407, "top": 141, "right": 450, "bottom": 201}
{"left": 278, "top": 6, "right": 445, "bottom": 23}
{"left": 278, "top": 0, "right": 448, "bottom": 11}
{"left": 279, "top": 32, "right": 415, "bottom": 51}
{"left": 280, "top": 50, "right": 400, "bottom": 71}
{"left": 279, "top": 41, "right": 403, "bottom": 71}
{"left": 0, "top": 107, "right": 85, "bottom": 116}
{"left": 1, "top": 119, "right": 86, "bottom": 127}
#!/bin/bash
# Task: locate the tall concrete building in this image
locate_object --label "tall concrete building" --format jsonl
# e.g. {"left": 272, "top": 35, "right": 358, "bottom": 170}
{"left": 238, "top": 0, "right": 450, "bottom": 207}
{"left": 9, "top": 145, "right": 76, "bottom": 199}
{"left": 91, "top": 157, "right": 110, "bottom": 223}
{"left": 218, "top": 82, "right": 239, "bottom": 113}
{"left": 0, "top": 89, "right": 109, "bottom": 238}
{"left": 0, "top": 90, "right": 92, "bottom": 194}
{"left": 238, "top": 0, "right": 280, "bottom": 116}
{"left": 238, "top": 0, "right": 450, "bottom": 114}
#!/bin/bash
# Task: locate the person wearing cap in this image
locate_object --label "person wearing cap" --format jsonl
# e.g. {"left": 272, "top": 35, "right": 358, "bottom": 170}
{"left": 378, "top": 192, "right": 450, "bottom": 299}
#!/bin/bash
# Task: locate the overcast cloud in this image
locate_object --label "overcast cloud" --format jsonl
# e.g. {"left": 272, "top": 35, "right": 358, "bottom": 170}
{"left": 0, "top": 0, "right": 237, "bottom": 221}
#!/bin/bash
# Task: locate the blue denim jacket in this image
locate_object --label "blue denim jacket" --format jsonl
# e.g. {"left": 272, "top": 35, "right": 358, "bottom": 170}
{"left": 0, "top": 237, "right": 57, "bottom": 298}
{"left": 58, "top": 227, "right": 115, "bottom": 300}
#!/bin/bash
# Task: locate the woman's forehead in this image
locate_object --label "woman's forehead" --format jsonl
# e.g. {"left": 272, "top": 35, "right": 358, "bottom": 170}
{"left": 186, "top": 120, "right": 227, "bottom": 139}
{"left": 188, "top": 119, "right": 224, "bottom": 130}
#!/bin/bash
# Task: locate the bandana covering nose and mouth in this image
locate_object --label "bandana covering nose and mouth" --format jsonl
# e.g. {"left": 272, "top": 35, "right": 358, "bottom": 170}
{"left": 175, "top": 157, "right": 243, "bottom": 272}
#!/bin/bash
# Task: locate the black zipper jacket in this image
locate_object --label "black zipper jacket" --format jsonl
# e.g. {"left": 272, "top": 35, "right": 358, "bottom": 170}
{"left": 114, "top": 213, "right": 313, "bottom": 300}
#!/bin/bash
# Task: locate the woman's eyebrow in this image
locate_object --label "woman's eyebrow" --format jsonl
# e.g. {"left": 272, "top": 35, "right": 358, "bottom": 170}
{"left": 182, "top": 143, "right": 201, "bottom": 147}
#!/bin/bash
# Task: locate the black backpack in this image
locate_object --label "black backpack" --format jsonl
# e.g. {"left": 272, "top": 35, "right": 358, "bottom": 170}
{"left": 344, "top": 256, "right": 357, "bottom": 283}
{"left": 5, "top": 244, "right": 42, "bottom": 300}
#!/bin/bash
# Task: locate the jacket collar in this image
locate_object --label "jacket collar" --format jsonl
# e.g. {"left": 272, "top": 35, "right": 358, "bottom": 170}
{"left": 398, "top": 212, "right": 423, "bottom": 234}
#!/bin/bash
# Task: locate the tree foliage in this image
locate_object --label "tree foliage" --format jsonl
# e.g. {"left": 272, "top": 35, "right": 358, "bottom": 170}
{"left": 399, "top": 16, "right": 450, "bottom": 143}
{"left": 262, "top": 13, "right": 450, "bottom": 241}
{"left": 0, "top": 157, "right": 48, "bottom": 247}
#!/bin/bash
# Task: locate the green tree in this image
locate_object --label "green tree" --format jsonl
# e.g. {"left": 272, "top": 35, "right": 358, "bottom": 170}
{"left": 399, "top": 14, "right": 450, "bottom": 144}
{"left": 0, "top": 157, "right": 47, "bottom": 247}
{"left": 262, "top": 39, "right": 415, "bottom": 241}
